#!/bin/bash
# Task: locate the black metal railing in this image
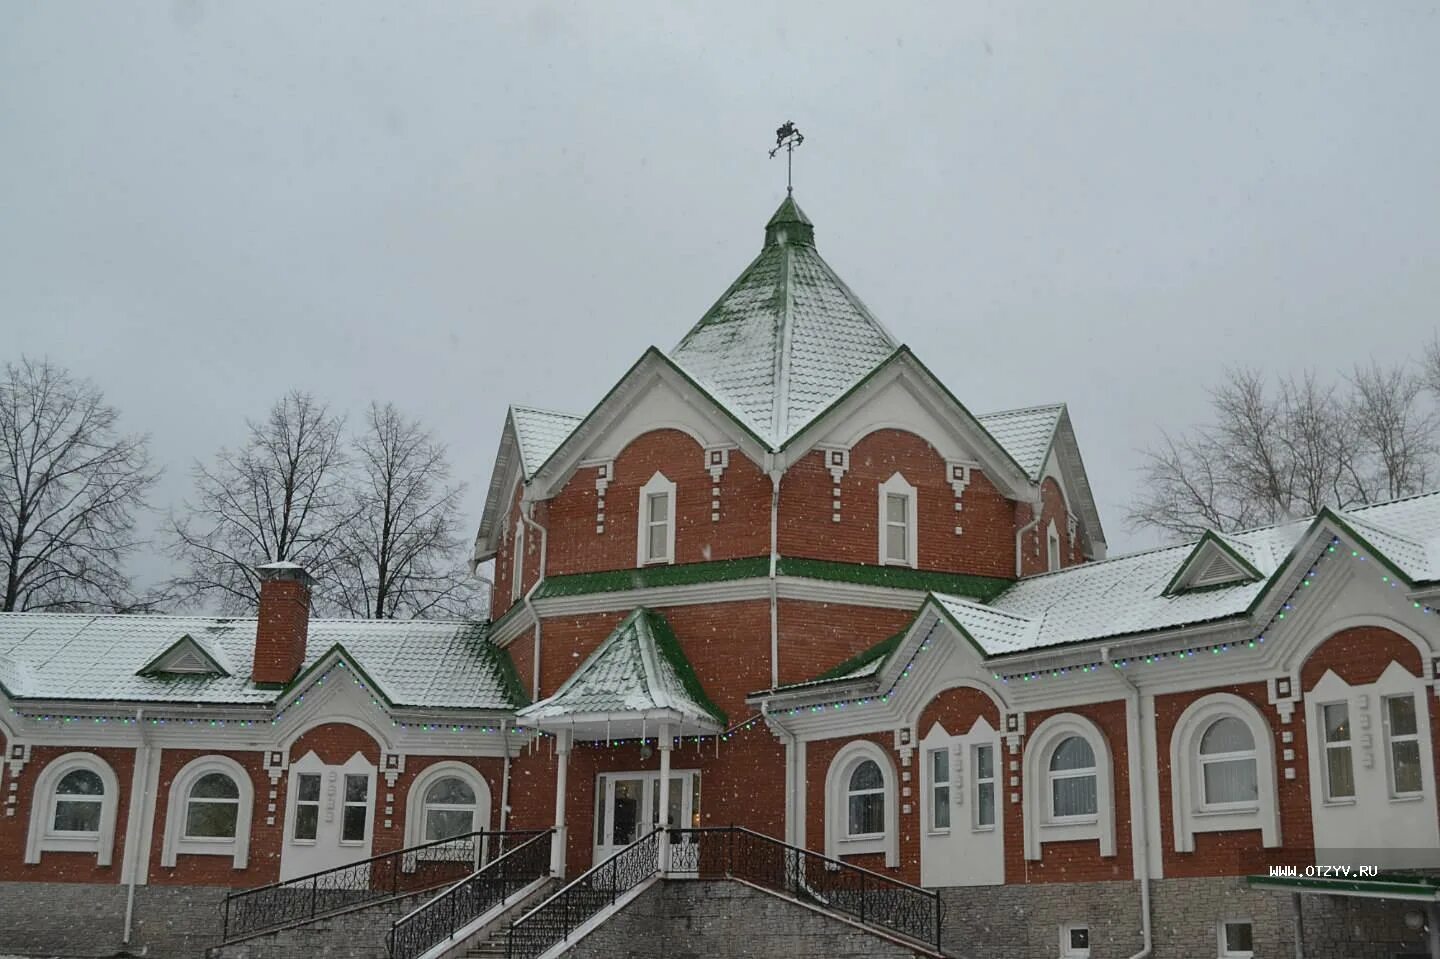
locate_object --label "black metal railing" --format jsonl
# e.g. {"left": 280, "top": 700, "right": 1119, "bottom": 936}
{"left": 386, "top": 829, "right": 551, "bottom": 959}
{"left": 667, "top": 826, "right": 944, "bottom": 953}
{"left": 505, "top": 829, "right": 660, "bottom": 959}
{"left": 221, "top": 831, "right": 518, "bottom": 943}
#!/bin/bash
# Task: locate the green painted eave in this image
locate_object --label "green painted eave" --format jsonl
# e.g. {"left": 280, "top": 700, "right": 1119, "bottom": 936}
{"left": 643, "top": 608, "right": 728, "bottom": 725}
{"left": 1247, "top": 872, "right": 1440, "bottom": 900}
{"left": 533, "top": 557, "right": 771, "bottom": 599}
{"left": 776, "top": 557, "right": 1011, "bottom": 600}
{"left": 816, "top": 630, "right": 905, "bottom": 681}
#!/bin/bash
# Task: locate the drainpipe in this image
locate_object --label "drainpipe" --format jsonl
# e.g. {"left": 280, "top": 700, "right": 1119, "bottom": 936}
{"left": 122, "top": 707, "right": 152, "bottom": 946}
{"left": 1014, "top": 498, "right": 1042, "bottom": 577}
{"left": 768, "top": 469, "right": 782, "bottom": 689}
{"left": 520, "top": 502, "right": 549, "bottom": 702}
{"left": 762, "top": 701, "right": 800, "bottom": 846}
{"left": 1103, "top": 647, "right": 1153, "bottom": 959}
{"left": 499, "top": 725, "right": 512, "bottom": 832}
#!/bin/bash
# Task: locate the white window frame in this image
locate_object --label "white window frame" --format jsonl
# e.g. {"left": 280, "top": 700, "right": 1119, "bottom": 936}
{"left": 1047, "top": 520, "right": 1061, "bottom": 572}
{"left": 290, "top": 770, "right": 323, "bottom": 844}
{"left": 403, "top": 761, "right": 493, "bottom": 855}
{"left": 1169, "top": 694, "right": 1279, "bottom": 853}
{"left": 25, "top": 752, "right": 121, "bottom": 866}
{"left": 878, "top": 472, "right": 918, "bottom": 568}
{"left": 824, "top": 740, "right": 898, "bottom": 866}
{"left": 926, "top": 747, "right": 951, "bottom": 834}
{"left": 511, "top": 519, "right": 525, "bottom": 601}
{"left": 1061, "top": 922, "right": 1091, "bottom": 958}
{"left": 1047, "top": 736, "right": 1098, "bottom": 823}
{"left": 973, "top": 742, "right": 996, "bottom": 830}
{"left": 1319, "top": 700, "right": 1355, "bottom": 802}
{"left": 1383, "top": 693, "right": 1424, "bottom": 798}
{"left": 1023, "top": 714, "right": 1115, "bottom": 860}
{"left": 1197, "top": 717, "right": 1259, "bottom": 812}
{"left": 1217, "top": 919, "right": 1254, "bottom": 958}
{"left": 161, "top": 755, "right": 254, "bottom": 868}
{"left": 636, "top": 472, "right": 677, "bottom": 566}
{"left": 339, "top": 771, "right": 373, "bottom": 846}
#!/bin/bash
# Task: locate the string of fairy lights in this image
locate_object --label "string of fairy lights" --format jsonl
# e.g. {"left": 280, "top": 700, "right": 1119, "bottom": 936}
{"left": 9, "top": 534, "right": 1435, "bottom": 735}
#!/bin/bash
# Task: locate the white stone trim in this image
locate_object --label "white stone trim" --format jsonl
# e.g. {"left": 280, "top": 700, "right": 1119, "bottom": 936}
{"left": 878, "top": 472, "right": 918, "bottom": 569}
{"left": 25, "top": 751, "right": 121, "bottom": 866}
{"left": 824, "top": 740, "right": 899, "bottom": 866}
{"left": 403, "top": 761, "right": 493, "bottom": 849}
{"left": 636, "top": 471, "right": 677, "bottom": 567}
{"left": 1168, "top": 693, "right": 1279, "bottom": 853}
{"left": 1023, "top": 714, "right": 1115, "bottom": 860}
{"left": 160, "top": 754, "right": 254, "bottom": 869}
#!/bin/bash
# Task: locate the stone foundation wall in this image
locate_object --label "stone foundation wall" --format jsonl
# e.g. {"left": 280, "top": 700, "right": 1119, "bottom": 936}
{"left": 207, "top": 890, "right": 435, "bottom": 959}
{"left": 0, "top": 882, "right": 228, "bottom": 958}
{"left": 559, "top": 880, "right": 930, "bottom": 959}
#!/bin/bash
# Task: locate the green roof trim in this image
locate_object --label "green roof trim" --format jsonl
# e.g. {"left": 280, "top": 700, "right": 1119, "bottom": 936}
{"left": 816, "top": 629, "right": 905, "bottom": 681}
{"left": 493, "top": 640, "right": 530, "bottom": 708}
{"left": 644, "top": 608, "right": 728, "bottom": 725}
{"left": 776, "top": 557, "right": 1011, "bottom": 599}
{"left": 1247, "top": 872, "right": 1440, "bottom": 900}
{"left": 534, "top": 557, "right": 771, "bottom": 599}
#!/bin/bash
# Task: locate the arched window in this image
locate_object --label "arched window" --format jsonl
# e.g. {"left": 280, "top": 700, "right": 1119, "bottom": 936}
{"left": 1048, "top": 736, "right": 1098, "bottom": 819}
{"left": 846, "top": 760, "right": 886, "bottom": 838}
{"left": 1169, "top": 694, "right": 1278, "bottom": 853}
{"left": 25, "top": 752, "right": 121, "bottom": 865}
{"left": 161, "top": 755, "right": 255, "bottom": 868}
{"left": 185, "top": 772, "right": 241, "bottom": 838}
{"left": 52, "top": 769, "right": 105, "bottom": 834}
{"left": 637, "top": 472, "right": 677, "bottom": 566}
{"left": 1023, "top": 715, "right": 1115, "bottom": 860}
{"left": 1199, "top": 717, "right": 1258, "bottom": 808}
{"left": 824, "top": 742, "right": 898, "bottom": 866}
{"left": 423, "top": 776, "right": 478, "bottom": 841}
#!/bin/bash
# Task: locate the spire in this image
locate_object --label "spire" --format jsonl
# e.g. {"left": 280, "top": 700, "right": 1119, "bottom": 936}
{"left": 764, "top": 195, "right": 815, "bottom": 248}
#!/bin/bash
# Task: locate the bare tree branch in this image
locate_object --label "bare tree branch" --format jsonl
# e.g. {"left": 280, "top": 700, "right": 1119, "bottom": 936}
{"left": 0, "top": 357, "right": 159, "bottom": 611}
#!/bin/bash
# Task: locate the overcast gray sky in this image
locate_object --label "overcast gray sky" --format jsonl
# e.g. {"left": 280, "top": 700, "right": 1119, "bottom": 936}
{"left": 3, "top": 1, "right": 1439, "bottom": 596}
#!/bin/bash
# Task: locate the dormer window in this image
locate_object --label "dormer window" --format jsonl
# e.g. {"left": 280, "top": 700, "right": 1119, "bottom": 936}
{"left": 136, "top": 634, "right": 229, "bottom": 678}
{"left": 637, "top": 472, "right": 677, "bottom": 566}
{"left": 878, "top": 473, "right": 918, "bottom": 568}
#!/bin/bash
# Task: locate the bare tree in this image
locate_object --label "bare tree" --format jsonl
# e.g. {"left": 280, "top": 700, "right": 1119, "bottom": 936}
{"left": 331, "top": 403, "right": 484, "bottom": 619}
{"left": 1131, "top": 364, "right": 1437, "bottom": 540}
{"left": 169, "top": 391, "right": 350, "bottom": 612}
{"left": 0, "top": 358, "right": 158, "bottom": 611}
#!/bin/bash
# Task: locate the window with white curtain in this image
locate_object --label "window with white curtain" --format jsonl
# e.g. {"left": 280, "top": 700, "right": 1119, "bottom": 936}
{"left": 1049, "top": 736, "right": 1098, "bottom": 820}
{"left": 928, "top": 748, "right": 950, "bottom": 831}
{"left": 847, "top": 760, "right": 886, "bottom": 838}
{"left": 51, "top": 769, "right": 105, "bottom": 834}
{"left": 1321, "top": 702, "right": 1355, "bottom": 800}
{"left": 1199, "top": 717, "right": 1259, "bottom": 808}
{"left": 974, "top": 743, "right": 996, "bottom": 829}
{"left": 1384, "top": 694, "right": 1423, "bottom": 797}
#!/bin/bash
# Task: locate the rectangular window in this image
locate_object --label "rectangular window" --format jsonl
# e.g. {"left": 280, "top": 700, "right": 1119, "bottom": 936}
{"left": 885, "top": 493, "right": 909, "bottom": 563}
{"left": 1385, "top": 694, "right": 1423, "bottom": 796}
{"left": 341, "top": 773, "right": 369, "bottom": 843}
{"left": 1321, "top": 702, "right": 1355, "bottom": 800}
{"left": 646, "top": 492, "right": 670, "bottom": 562}
{"left": 511, "top": 523, "right": 524, "bottom": 601}
{"left": 1061, "top": 923, "right": 1090, "bottom": 958}
{"left": 928, "top": 748, "right": 950, "bottom": 831}
{"left": 1048, "top": 530, "right": 1061, "bottom": 572}
{"left": 1219, "top": 919, "right": 1253, "bottom": 957}
{"left": 974, "top": 743, "right": 996, "bottom": 828}
{"left": 293, "top": 773, "right": 321, "bottom": 841}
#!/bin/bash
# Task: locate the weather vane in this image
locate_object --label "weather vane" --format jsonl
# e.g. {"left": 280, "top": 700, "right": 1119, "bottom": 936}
{"left": 769, "top": 121, "right": 804, "bottom": 195}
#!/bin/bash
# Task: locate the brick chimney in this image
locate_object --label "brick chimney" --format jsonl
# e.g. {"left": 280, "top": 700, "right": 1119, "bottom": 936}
{"left": 252, "top": 561, "right": 314, "bottom": 685}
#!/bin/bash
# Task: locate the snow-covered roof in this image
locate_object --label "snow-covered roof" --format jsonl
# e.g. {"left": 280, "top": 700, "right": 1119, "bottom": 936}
{"left": 975, "top": 404, "right": 1065, "bottom": 481}
{"left": 510, "top": 406, "right": 583, "bottom": 480}
{"left": 922, "top": 492, "right": 1440, "bottom": 656}
{"left": 518, "top": 608, "right": 724, "bottom": 728}
{"left": 670, "top": 197, "right": 900, "bottom": 446}
{"left": 0, "top": 614, "right": 522, "bottom": 710}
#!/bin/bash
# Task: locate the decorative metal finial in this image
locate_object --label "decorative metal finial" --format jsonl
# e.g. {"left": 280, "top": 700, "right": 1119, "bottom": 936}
{"left": 769, "top": 121, "right": 804, "bottom": 195}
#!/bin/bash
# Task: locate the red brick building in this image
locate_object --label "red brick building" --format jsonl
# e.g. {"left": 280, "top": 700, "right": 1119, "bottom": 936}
{"left": 4, "top": 196, "right": 1440, "bottom": 958}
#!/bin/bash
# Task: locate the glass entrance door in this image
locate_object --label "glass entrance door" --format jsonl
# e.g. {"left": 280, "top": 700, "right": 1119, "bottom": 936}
{"left": 594, "top": 770, "right": 698, "bottom": 866}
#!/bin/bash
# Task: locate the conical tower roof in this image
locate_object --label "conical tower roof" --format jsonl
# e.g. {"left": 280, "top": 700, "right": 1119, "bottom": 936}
{"left": 670, "top": 196, "right": 898, "bottom": 446}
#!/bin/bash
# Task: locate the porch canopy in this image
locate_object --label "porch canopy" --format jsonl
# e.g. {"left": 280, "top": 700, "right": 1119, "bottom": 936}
{"left": 1248, "top": 873, "right": 1440, "bottom": 958}
{"left": 517, "top": 607, "right": 726, "bottom": 742}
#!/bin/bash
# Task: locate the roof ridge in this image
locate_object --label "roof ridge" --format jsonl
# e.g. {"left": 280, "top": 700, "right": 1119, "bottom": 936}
{"left": 1347, "top": 488, "right": 1440, "bottom": 513}
{"left": 977, "top": 402, "right": 1068, "bottom": 419}
{"left": 935, "top": 595, "right": 1035, "bottom": 623}
{"left": 510, "top": 404, "right": 583, "bottom": 420}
